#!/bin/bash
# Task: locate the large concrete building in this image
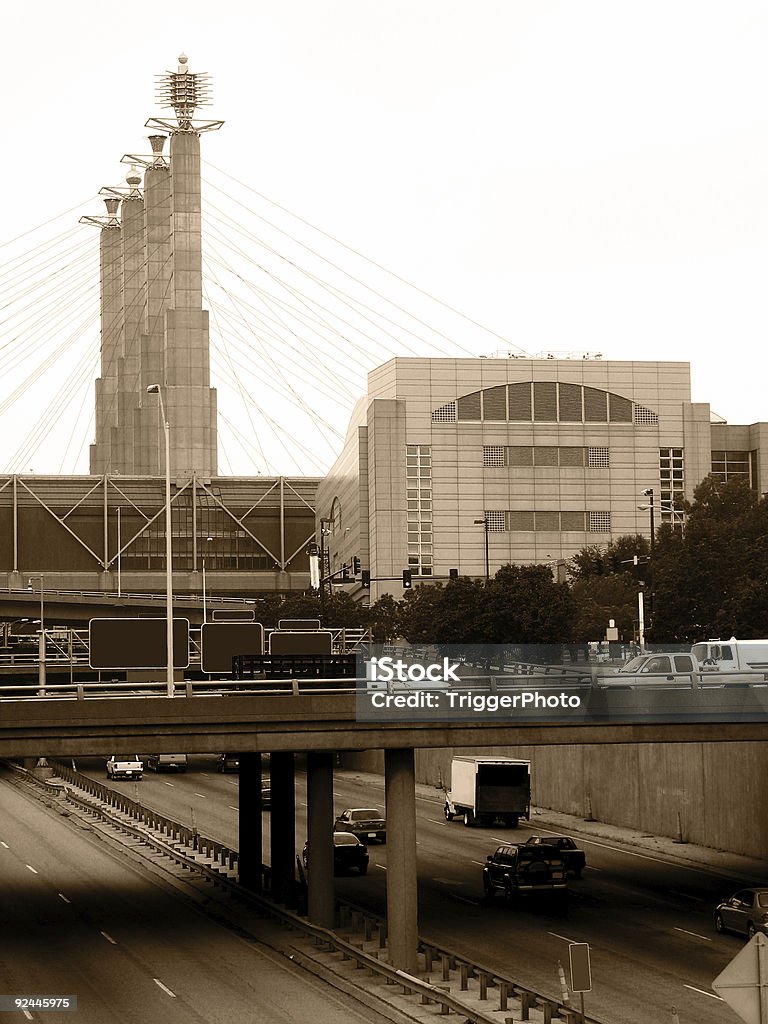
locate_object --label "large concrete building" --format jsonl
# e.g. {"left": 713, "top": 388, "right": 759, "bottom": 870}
{"left": 318, "top": 355, "right": 768, "bottom": 599}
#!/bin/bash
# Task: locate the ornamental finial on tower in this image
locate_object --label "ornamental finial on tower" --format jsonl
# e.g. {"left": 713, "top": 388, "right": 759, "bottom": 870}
{"left": 155, "top": 52, "right": 212, "bottom": 132}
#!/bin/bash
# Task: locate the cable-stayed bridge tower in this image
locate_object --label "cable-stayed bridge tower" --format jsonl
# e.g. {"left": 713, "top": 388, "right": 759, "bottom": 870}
{"left": 86, "top": 54, "right": 221, "bottom": 478}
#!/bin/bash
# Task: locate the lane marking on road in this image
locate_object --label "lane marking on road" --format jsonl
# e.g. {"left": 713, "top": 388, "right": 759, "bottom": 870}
{"left": 548, "top": 932, "right": 579, "bottom": 944}
{"left": 154, "top": 979, "right": 177, "bottom": 998}
{"left": 471, "top": 860, "right": 487, "bottom": 866}
{"left": 374, "top": 864, "right": 387, "bottom": 871}
{"left": 25, "top": 864, "right": 38, "bottom": 874}
{"left": 434, "top": 878, "right": 464, "bottom": 885}
{"left": 451, "top": 894, "right": 480, "bottom": 906}
{"left": 58, "top": 893, "right": 71, "bottom": 904}
{"left": 492, "top": 836, "right": 509, "bottom": 844}
{"left": 683, "top": 984, "right": 722, "bottom": 1000}
{"left": 586, "top": 865, "right": 602, "bottom": 872}
{"left": 427, "top": 818, "right": 446, "bottom": 825}
{"left": 100, "top": 931, "right": 117, "bottom": 945}
{"left": 194, "top": 792, "right": 207, "bottom": 798}
{"left": 674, "top": 927, "right": 712, "bottom": 941}
{"left": 670, "top": 890, "right": 704, "bottom": 902}
{"left": 164, "top": 782, "right": 175, "bottom": 787}
{"left": 0, "top": 841, "right": 8, "bottom": 848}
{"left": 200, "top": 773, "right": 209, "bottom": 777}
{"left": 228, "top": 805, "right": 238, "bottom": 811}
{"left": 21, "top": 1010, "right": 32, "bottom": 1021}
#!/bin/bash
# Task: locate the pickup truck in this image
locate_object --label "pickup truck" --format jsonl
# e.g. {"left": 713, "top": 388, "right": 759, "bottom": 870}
{"left": 106, "top": 754, "right": 143, "bottom": 780}
{"left": 482, "top": 844, "right": 567, "bottom": 899}
{"left": 524, "top": 835, "right": 586, "bottom": 878}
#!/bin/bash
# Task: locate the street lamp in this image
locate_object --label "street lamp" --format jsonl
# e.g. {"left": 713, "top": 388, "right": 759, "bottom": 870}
{"left": 473, "top": 517, "right": 490, "bottom": 580}
{"left": 27, "top": 573, "right": 45, "bottom": 695}
{"left": 147, "top": 384, "right": 174, "bottom": 698}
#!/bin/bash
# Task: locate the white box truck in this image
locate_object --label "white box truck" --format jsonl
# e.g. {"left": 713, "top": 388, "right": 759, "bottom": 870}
{"left": 691, "top": 638, "right": 768, "bottom": 676}
{"left": 444, "top": 755, "right": 531, "bottom": 828}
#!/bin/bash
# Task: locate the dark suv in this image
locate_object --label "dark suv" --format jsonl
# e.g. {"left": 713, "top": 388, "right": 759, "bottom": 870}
{"left": 483, "top": 844, "right": 567, "bottom": 898}
{"left": 524, "top": 835, "right": 586, "bottom": 878}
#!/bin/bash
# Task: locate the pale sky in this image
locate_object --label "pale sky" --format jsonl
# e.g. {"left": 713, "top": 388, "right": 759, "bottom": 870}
{"left": 1, "top": 1, "right": 767, "bottom": 475}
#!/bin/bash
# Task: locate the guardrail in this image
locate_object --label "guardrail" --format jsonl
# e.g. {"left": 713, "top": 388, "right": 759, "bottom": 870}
{"left": 15, "top": 761, "right": 600, "bottom": 1023}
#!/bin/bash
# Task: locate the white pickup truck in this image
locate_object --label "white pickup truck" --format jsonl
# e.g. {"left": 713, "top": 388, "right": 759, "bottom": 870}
{"left": 106, "top": 754, "right": 143, "bottom": 780}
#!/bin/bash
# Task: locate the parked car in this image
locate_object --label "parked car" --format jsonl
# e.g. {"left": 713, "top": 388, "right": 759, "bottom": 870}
{"left": 482, "top": 844, "right": 567, "bottom": 898}
{"left": 524, "top": 835, "right": 586, "bottom": 878}
{"left": 714, "top": 888, "right": 768, "bottom": 938}
{"left": 217, "top": 754, "right": 240, "bottom": 773}
{"left": 333, "top": 808, "right": 386, "bottom": 843}
{"left": 302, "top": 832, "right": 369, "bottom": 876}
{"left": 106, "top": 755, "right": 143, "bottom": 780}
{"left": 145, "top": 753, "right": 187, "bottom": 772}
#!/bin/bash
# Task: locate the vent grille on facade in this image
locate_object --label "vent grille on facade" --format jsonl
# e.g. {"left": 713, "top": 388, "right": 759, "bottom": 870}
{"left": 588, "top": 511, "right": 612, "bottom": 532}
{"left": 485, "top": 510, "right": 507, "bottom": 532}
{"left": 431, "top": 402, "right": 456, "bottom": 422}
{"left": 634, "top": 405, "right": 659, "bottom": 425}
{"left": 587, "top": 447, "right": 610, "bottom": 467}
{"left": 483, "top": 446, "right": 506, "bottom": 467}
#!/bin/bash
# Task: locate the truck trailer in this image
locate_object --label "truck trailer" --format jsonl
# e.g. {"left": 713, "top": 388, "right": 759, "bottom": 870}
{"left": 444, "top": 755, "right": 531, "bottom": 828}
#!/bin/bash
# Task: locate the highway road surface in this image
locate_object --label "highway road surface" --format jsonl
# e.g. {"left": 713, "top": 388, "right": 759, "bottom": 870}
{"left": 67, "top": 753, "right": 747, "bottom": 1024}
{"left": 0, "top": 770, "right": 399, "bottom": 1024}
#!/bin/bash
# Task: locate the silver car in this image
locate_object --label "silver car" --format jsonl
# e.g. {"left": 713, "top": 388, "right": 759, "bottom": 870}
{"left": 714, "top": 888, "right": 768, "bottom": 938}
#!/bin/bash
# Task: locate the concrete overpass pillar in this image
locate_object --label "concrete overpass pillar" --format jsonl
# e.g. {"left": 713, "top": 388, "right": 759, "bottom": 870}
{"left": 306, "top": 750, "right": 334, "bottom": 927}
{"left": 269, "top": 751, "right": 296, "bottom": 905}
{"left": 385, "top": 747, "right": 419, "bottom": 972}
{"left": 238, "top": 752, "right": 263, "bottom": 892}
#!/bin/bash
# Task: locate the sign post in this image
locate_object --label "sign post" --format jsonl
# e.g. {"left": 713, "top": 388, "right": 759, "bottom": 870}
{"left": 569, "top": 942, "right": 592, "bottom": 1023}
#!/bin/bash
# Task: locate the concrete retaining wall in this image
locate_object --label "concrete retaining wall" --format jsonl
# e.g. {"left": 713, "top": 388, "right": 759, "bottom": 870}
{"left": 341, "top": 741, "right": 768, "bottom": 858}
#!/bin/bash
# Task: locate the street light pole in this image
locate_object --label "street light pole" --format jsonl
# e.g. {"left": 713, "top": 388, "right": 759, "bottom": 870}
{"left": 147, "top": 384, "right": 174, "bottom": 699}
{"left": 641, "top": 488, "right": 655, "bottom": 632}
{"left": 474, "top": 517, "right": 490, "bottom": 580}
{"left": 116, "top": 506, "right": 122, "bottom": 598}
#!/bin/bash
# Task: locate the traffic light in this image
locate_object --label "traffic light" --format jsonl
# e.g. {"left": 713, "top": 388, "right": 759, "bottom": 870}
{"left": 361, "top": 570, "right": 371, "bottom": 589}
{"left": 402, "top": 570, "right": 412, "bottom": 589}
{"left": 352, "top": 556, "right": 361, "bottom": 575}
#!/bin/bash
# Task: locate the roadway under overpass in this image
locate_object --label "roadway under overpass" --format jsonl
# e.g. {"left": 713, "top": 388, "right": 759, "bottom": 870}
{"left": 4, "top": 690, "right": 768, "bottom": 972}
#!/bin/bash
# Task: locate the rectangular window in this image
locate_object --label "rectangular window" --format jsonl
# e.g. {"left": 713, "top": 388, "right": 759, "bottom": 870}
{"left": 559, "top": 447, "right": 585, "bottom": 467}
{"left": 535, "top": 511, "right": 560, "bottom": 531}
{"left": 534, "top": 446, "right": 558, "bottom": 467}
{"left": 584, "top": 387, "right": 608, "bottom": 422}
{"left": 507, "top": 446, "right": 534, "bottom": 467}
{"left": 533, "top": 381, "right": 558, "bottom": 421}
{"left": 561, "top": 511, "right": 587, "bottom": 531}
{"left": 508, "top": 383, "right": 532, "bottom": 420}
{"left": 457, "top": 391, "right": 482, "bottom": 420}
{"left": 506, "top": 511, "right": 535, "bottom": 531}
{"left": 483, "top": 385, "right": 507, "bottom": 420}
{"left": 558, "top": 383, "right": 583, "bottom": 422}
{"left": 609, "top": 393, "right": 633, "bottom": 422}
